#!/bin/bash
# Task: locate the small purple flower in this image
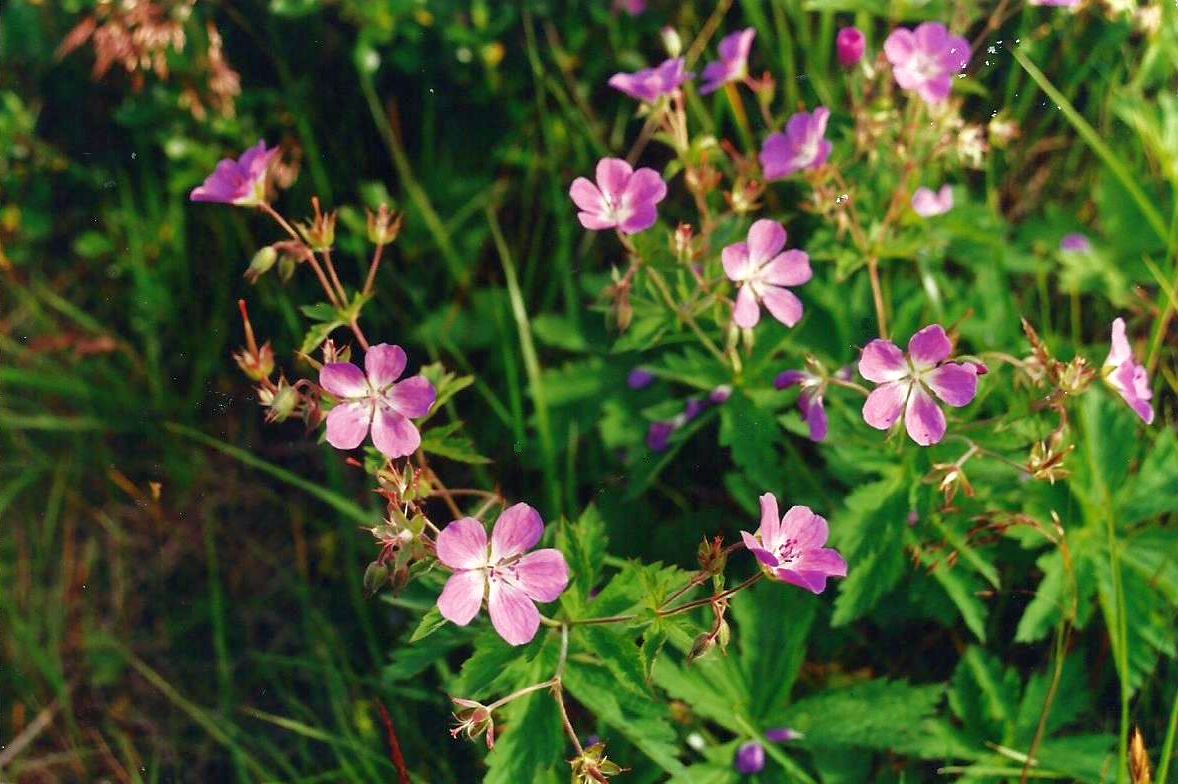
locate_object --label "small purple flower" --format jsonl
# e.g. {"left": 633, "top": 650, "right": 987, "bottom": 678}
{"left": 647, "top": 421, "right": 675, "bottom": 452}
{"left": 741, "top": 493, "right": 847, "bottom": 594}
{"left": 912, "top": 185, "right": 954, "bottom": 217}
{"left": 700, "top": 28, "right": 756, "bottom": 95}
{"left": 682, "top": 398, "right": 707, "bottom": 423}
{"left": 608, "top": 58, "right": 692, "bottom": 103}
{"left": 760, "top": 108, "right": 832, "bottom": 180}
{"left": 190, "top": 140, "right": 281, "bottom": 207}
{"left": 436, "top": 504, "right": 569, "bottom": 646}
{"left": 569, "top": 158, "right": 667, "bottom": 235}
{"left": 723, "top": 219, "right": 812, "bottom": 329}
{"left": 884, "top": 23, "right": 970, "bottom": 104}
{"left": 858, "top": 324, "right": 979, "bottom": 446}
{"left": 765, "top": 727, "right": 803, "bottom": 743}
{"left": 1060, "top": 233, "right": 1092, "bottom": 253}
{"left": 709, "top": 385, "right": 733, "bottom": 404}
{"left": 319, "top": 344, "right": 436, "bottom": 459}
{"left": 1104, "top": 318, "right": 1154, "bottom": 424}
{"left": 628, "top": 368, "right": 656, "bottom": 389}
{"left": 836, "top": 27, "right": 866, "bottom": 67}
{"left": 776, "top": 369, "right": 831, "bottom": 442}
{"left": 735, "top": 741, "right": 765, "bottom": 775}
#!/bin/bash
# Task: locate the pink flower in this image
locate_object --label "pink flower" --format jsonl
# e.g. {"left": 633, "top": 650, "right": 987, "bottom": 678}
{"left": 912, "top": 185, "right": 954, "bottom": 217}
{"left": 740, "top": 493, "right": 847, "bottom": 594}
{"left": 608, "top": 58, "right": 692, "bottom": 103}
{"left": 884, "top": 23, "right": 970, "bottom": 104}
{"left": 723, "top": 219, "right": 812, "bottom": 329}
{"left": 1060, "top": 233, "right": 1091, "bottom": 252}
{"left": 759, "top": 108, "right": 832, "bottom": 180}
{"left": 1104, "top": 318, "right": 1154, "bottom": 424}
{"left": 435, "top": 504, "right": 569, "bottom": 646}
{"left": 614, "top": 0, "right": 646, "bottom": 14}
{"left": 569, "top": 158, "right": 667, "bottom": 235}
{"left": 776, "top": 366, "right": 851, "bottom": 443}
{"left": 836, "top": 27, "right": 866, "bottom": 67}
{"left": 858, "top": 324, "right": 979, "bottom": 446}
{"left": 189, "top": 140, "right": 281, "bottom": 207}
{"left": 700, "top": 28, "right": 756, "bottom": 95}
{"left": 319, "top": 344, "right": 436, "bottom": 459}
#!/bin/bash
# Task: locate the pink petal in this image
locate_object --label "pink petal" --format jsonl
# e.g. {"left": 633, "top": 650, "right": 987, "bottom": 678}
{"left": 1106, "top": 317, "right": 1131, "bottom": 368}
{"left": 799, "top": 390, "right": 829, "bottom": 442}
{"left": 918, "top": 76, "right": 953, "bottom": 104}
{"left": 490, "top": 503, "right": 544, "bottom": 562}
{"left": 514, "top": 549, "right": 569, "bottom": 603}
{"left": 796, "top": 547, "right": 848, "bottom": 578}
{"left": 619, "top": 203, "right": 658, "bottom": 235}
{"left": 595, "top": 158, "right": 633, "bottom": 203}
{"left": 945, "top": 35, "right": 971, "bottom": 71}
{"left": 883, "top": 28, "right": 916, "bottom": 66}
{"left": 926, "top": 363, "right": 977, "bottom": 407}
{"left": 914, "top": 22, "right": 948, "bottom": 53}
{"left": 762, "top": 250, "right": 812, "bottom": 287}
{"left": 774, "top": 568, "right": 827, "bottom": 594}
{"left": 741, "top": 530, "right": 778, "bottom": 568}
{"left": 779, "top": 505, "right": 828, "bottom": 550}
{"left": 437, "top": 569, "right": 486, "bottom": 626}
{"left": 757, "top": 493, "right": 782, "bottom": 550}
{"left": 858, "top": 340, "right": 909, "bottom": 383}
{"left": 761, "top": 285, "right": 804, "bottom": 327}
{"left": 904, "top": 386, "right": 947, "bottom": 446}
{"left": 722, "top": 242, "right": 753, "bottom": 281}
{"left": 908, "top": 324, "right": 953, "bottom": 369}
{"left": 733, "top": 284, "right": 761, "bottom": 328}
{"left": 1112, "top": 361, "right": 1155, "bottom": 424}
{"left": 569, "top": 177, "right": 605, "bottom": 213}
{"left": 320, "top": 362, "right": 369, "bottom": 398}
{"left": 370, "top": 408, "right": 421, "bottom": 458}
{"left": 863, "top": 380, "right": 908, "bottom": 431}
{"left": 623, "top": 167, "right": 667, "bottom": 208}
{"left": 488, "top": 579, "right": 541, "bottom": 646}
{"left": 324, "top": 401, "right": 372, "bottom": 450}
{"left": 436, "top": 517, "right": 490, "bottom": 570}
{"left": 759, "top": 133, "right": 791, "bottom": 181}
{"left": 365, "top": 343, "right": 407, "bottom": 388}
{"left": 386, "top": 376, "right": 436, "bottom": 418}
{"left": 578, "top": 211, "right": 618, "bottom": 231}
{"left": 747, "top": 219, "right": 787, "bottom": 264}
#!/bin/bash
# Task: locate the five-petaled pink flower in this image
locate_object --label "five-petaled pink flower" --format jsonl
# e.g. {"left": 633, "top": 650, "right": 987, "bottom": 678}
{"left": 836, "top": 27, "right": 866, "bottom": 67}
{"left": 435, "top": 504, "right": 570, "bottom": 646}
{"left": 859, "top": 324, "right": 979, "bottom": 446}
{"left": 1104, "top": 318, "right": 1154, "bottom": 424}
{"left": 723, "top": 219, "right": 812, "bottom": 329}
{"left": 741, "top": 493, "right": 847, "bottom": 594}
{"left": 912, "top": 185, "right": 954, "bottom": 217}
{"left": 608, "top": 58, "right": 692, "bottom": 103}
{"left": 319, "top": 344, "right": 436, "bottom": 459}
{"left": 700, "top": 28, "right": 756, "bottom": 95}
{"left": 884, "top": 23, "right": 970, "bottom": 104}
{"left": 189, "top": 140, "right": 281, "bottom": 207}
{"left": 760, "top": 108, "right": 833, "bottom": 180}
{"left": 569, "top": 158, "right": 667, "bottom": 235}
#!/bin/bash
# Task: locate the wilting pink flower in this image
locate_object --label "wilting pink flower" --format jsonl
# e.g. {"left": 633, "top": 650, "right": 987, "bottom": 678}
{"left": 741, "top": 493, "right": 847, "bottom": 594}
{"left": 435, "top": 504, "right": 569, "bottom": 646}
{"left": 189, "top": 140, "right": 280, "bottom": 207}
{"left": 319, "top": 344, "right": 436, "bottom": 458}
{"left": 859, "top": 324, "right": 979, "bottom": 446}
{"left": 836, "top": 27, "right": 866, "bottom": 67}
{"left": 569, "top": 158, "right": 667, "bottom": 235}
{"left": 735, "top": 742, "right": 765, "bottom": 775}
{"left": 776, "top": 366, "right": 851, "bottom": 442}
{"left": 760, "top": 108, "right": 832, "bottom": 180}
{"left": 700, "top": 28, "right": 756, "bottom": 94}
{"left": 608, "top": 58, "right": 692, "bottom": 103}
{"left": 884, "top": 23, "right": 970, "bottom": 104}
{"left": 1060, "top": 233, "right": 1091, "bottom": 252}
{"left": 1104, "top": 318, "right": 1154, "bottom": 424}
{"left": 723, "top": 219, "right": 812, "bottom": 329}
{"left": 912, "top": 185, "right": 954, "bottom": 217}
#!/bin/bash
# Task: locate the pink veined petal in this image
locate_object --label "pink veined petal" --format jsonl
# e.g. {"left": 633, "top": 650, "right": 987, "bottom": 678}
{"left": 1112, "top": 362, "right": 1155, "bottom": 424}
{"left": 800, "top": 390, "right": 829, "bottom": 442}
{"left": 919, "top": 75, "right": 953, "bottom": 104}
{"left": 773, "top": 567, "right": 827, "bottom": 594}
{"left": 883, "top": 28, "right": 916, "bottom": 66}
{"left": 747, "top": 219, "right": 787, "bottom": 263}
{"left": 513, "top": 549, "right": 570, "bottom": 603}
{"left": 435, "top": 517, "right": 490, "bottom": 570}
{"left": 365, "top": 343, "right": 407, "bottom": 389}
{"left": 904, "top": 386, "right": 947, "bottom": 446}
{"left": 437, "top": 570, "right": 486, "bottom": 626}
{"left": 945, "top": 35, "right": 971, "bottom": 71}
{"left": 926, "top": 363, "right": 978, "bottom": 407}
{"left": 324, "top": 400, "right": 372, "bottom": 450}
{"left": 733, "top": 284, "right": 761, "bottom": 328}
{"left": 762, "top": 250, "right": 812, "bottom": 287}
{"left": 577, "top": 211, "right": 618, "bottom": 231}
{"left": 779, "top": 505, "right": 828, "bottom": 550}
{"left": 595, "top": 158, "right": 633, "bottom": 203}
{"left": 386, "top": 376, "right": 436, "bottom": 418}
{"left": 721, "top": 242, "right": 753, "bottom": 281}
{"left": 914, "top": 22, "right": 949, "bottom": 54}
{"left": 858, "top": 339, "right": 909, "bottom": 382}
{"left": 810, "top": 107, "right": 831, "bottom": 136}
{"left": 618, "top": 203, "right": 658, "bottom": 235}
{"left": 796, "top": 547, "right": 848, "bottom": 578}
{"left": 759, "top": 133, "right": 791, "bottom": 181}
{"left": 811, "top": 139, "right": 833, "bottom": 170}
{"left": 757, "top": 493, "right": 783, "bottom": 551}
{"left": 760, "top": 285, "right": 805, "bottom": 327}
{"left": 487, "top": 579, "right": 541, "bottom": 646}
{"left": 784, "top": 111, "right": 813, "bottom": 142}
{"left": 237, "top": 141, "right": 269, "bottom": 174}
{"left": 623, "top": 167, "right": 668, "bottom": 208}
{"left": 370, "top": 408, "right": 421, "bottom": 458}
{"left": 863, "top": 380, "right": 909, "bottom": 431}
{"left": 908, "top": 324, "right": 953, "bottom": 369}
{"left": 490, "top": 503, "right": 544, "bottom": 562}
{"left": 741, "top": 530, "right": 779, "bottom": 568}
{"left": 320, "top": 362, "right": 369, "bottom": 398}
{"left": 569, "top": 177, "right": 606, "bottom": 214}
{"left": 1106, "top": 317, "right": 1132, "bottom": 368}
{"left": 698, "top": 61, "right": 729, "bottom": 94}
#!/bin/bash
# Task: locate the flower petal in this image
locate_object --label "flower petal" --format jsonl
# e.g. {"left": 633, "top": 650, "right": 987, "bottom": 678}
{"left": 759, "top": 133, "right": 791, "bottom": 181}
{"left": 904, "top": 386, "right": 947, "bottom": 446}
{"left": 733, "top": 284, "right": 761, "bottom": 328}
{"left": 623, "top": 167, "right": 668, "bottom": 208}
{"left": 437, "top": 569, "right": 486, "bottom": 626}
{"left": 619, "top": 203, "right": 658, "bottom": 234}
{"left": 761, "top": 285, "right": 804, "bottom": 327}
{"left": 387, "top": 376, "right": 436, "bottom": 418}
{"left": 800, "top": 390, "right": 829, "bottom": 442}
{"left": 773, "top": 567, "right": 827, "bottom": 594}
{"left": 324, "top": 401, "right": 371, "bottom": 450}
{"left": 490, "top": 503, "right": 544, "bottom": 562}
{"left": 488, "top": 579, "right": 540, "bottom": 646}
{"left": 365, "top": 343, "right": 407, "bottom": 388}
{"left": 595, "top": 158, "right": 633, "bottom": 203}
{"left": 514, "top": 549, "right": 569, "bottom": 603}
{"left": 907, "top": 324, "right": 953, "bottom": 369}
{"left": 858, "top": 340, "right": 909, "bottom": 383}
{"left": 883, "top": 28, "right": 916, "bottom": 66}
{"left": 371, "top": 408, "right": 421, "bottom": 457}
{"left": 796, "top": 547, "right": 848, "bottom": 578}
{"left": 779, "top": 505, "right": 828, "bottom": 550}
{"left": 775, "top": 370, "right": 808, "bottom": 390}
{"left": 436, "top": 517, "right": 490, "bottom": 570}
{"left": 741, "top": 530, "right": 778, "bottom": 568}
{"left": 926, "top": 363, "right": 978, "bottom": 407}
{"left": 757, "top": 493, "right": 782, "bottom": 550}
{"left": 569, "top": 177, "right": 605, "bottom": 213}
{"left": 761, "top": 250, "right": 812, "bottom": 287}
{"left": 320, "top": 362, "right": 369, "bottom": 398}
{"left": 721, "top": 242, "right": 753, "bottom": 281}
{"left": 1106, "top": 317, "right": 1131, "bottom": 368}
{"left": 747, "top": 219, "right": 787, "bottom": 264}
{"left": 863, "top": 380, "right": 908, "bottom": 431}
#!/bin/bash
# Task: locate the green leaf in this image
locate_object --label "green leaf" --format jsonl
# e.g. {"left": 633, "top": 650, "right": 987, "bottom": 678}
{"left": 384, "top": 623, "right": 470, "bottom": 683}
{"left": 1095, "top": 555, "right": 1176, "bottom": 694}
{"left": 270, "top": 0, "right": 320, "bottom": 15}
{"left": 578, "top": 625, "right": 651, "bottom": 697}
{"left": 532, "top": 313, "right": 589, "bottom": 352}
{"left": 780, "top": 679, "right": 945, "bottom": 755}
{"left": 1035, "top": 734, "right": 1117, "bottom": 784}
{"left": 420, "top": 421, "right": 491, "bottom": 464}
{"left": 483, "top": 642, "right": 563, "bottom": 784}
{"left": 923, "top": 550, "right": 988, "bottom": 642}
{"left": 718, "top": 391, "right": 782, "bottom": 494}
{"left": 408, "top": 606, "right": 448, "bottom": 643}
{"left": 949, "top": 647, "right": 1020, "bottom": 744}
{"left": 732, "top": 580, "right": 815, "bottom": 720}
{"left": 557, "top": 504, "right": 607, "bottom": 601}
{"left": 654, "top": 655, "right": 747, "bottom": 733}
{"left": 831, "top": 476, "right": 909, "bottom": 626}
{"left": 300, "top": 320, "right": 343, "bottom": 354}
{"left": 451, "top": 631, "right": 539, "bottom": 701}
{"left": 1119, "top": 427, "right": 1178, "bottom": 524}
{"left": 299, "top": 301, "right": 339, "bottom": 322}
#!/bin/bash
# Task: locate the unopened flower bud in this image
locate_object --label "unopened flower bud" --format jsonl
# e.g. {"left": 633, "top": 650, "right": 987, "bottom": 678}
{"left": 367, "top": 203, "right": 403, "bottom": 246}
{"left": 836, "top": 27, "right": 866, "bottom": 67}
{"left": 297, "top": 196, "right": 337, "bottom": 252}
{"left": 245, "top": 245, "right": 279, "bottom": 283}
{"left": 698, "top": 536, "right": 727, "bottom": 575}
{"left": 363, "top": 561, "right": 390, "bottom": 595}
{"left": 261, "top": 378, "right": 300, "bottom": 423}
{"left": 570, "top": 742, "right": 626, "bottom": 783}
{"left": 660, "top": 27, "right": 682, "bottom": 58}
{"left": 673, "top": 223, "right": 694, "bottom": 262}
{"left": 687, "top": 632, "right": 717, "bottom": 663}
{"left": 735, "top": 741, "right": 765, "bottom": 775}
{"left": 234, "top": 341, "right": 274, "bottom": 382}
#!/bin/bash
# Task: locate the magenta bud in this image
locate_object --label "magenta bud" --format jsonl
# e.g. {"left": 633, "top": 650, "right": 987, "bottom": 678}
{"left": 628, "top": 368, "right": 655, "bottom": 389}
{"left": 647, "top": 422, "right": 674, "bottom": 452}
{"left": 1060, "top": 233, "right": 1091, "bottom": 253}
{"left": 765, "top": 727, "right": 803, "bottom": 743}
{"left": 735, "top": 741, "right": 765, "bottom": 775}
{"left": 836, "top": 27, "right": 866, "bottom": 67}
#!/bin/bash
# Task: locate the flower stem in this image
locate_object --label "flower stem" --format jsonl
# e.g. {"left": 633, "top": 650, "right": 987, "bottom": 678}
{"left": 363, "top": 243, "right": 385, "bottom": 297}
{"left": 867, "top": 256, "right": 888, "bottom": 340}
